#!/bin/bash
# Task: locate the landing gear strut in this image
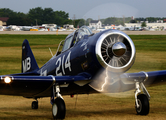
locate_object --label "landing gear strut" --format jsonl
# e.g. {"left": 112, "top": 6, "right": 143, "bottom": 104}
{"left": 135, "top": 81, "right": 150, "bottom": 115}
{"left": 52, "top": 84, "right": 66, "bottom": 119}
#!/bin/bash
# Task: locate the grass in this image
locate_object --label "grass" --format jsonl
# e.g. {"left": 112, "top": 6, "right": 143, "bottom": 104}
{"left": 0, "top": 34, "right": 166, "bottom": 119}
{"left": 0, "top": 35, "right": 66, "bottom": 47}
{"left": 128, "top": 35, "right": 166, "bottom": 72}
{"left": 0, "top": 35, "right": 67, "bottom": 74}
{"left": 130, "top": 35, "right": 166, "bottom": 52}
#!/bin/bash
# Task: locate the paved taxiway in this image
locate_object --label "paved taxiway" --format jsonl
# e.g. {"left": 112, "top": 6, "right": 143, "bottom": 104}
{"left": 1, "top": 30, "right": 166, "bottom": 35}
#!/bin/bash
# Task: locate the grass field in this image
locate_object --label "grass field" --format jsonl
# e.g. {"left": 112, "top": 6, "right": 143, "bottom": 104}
{"left": 0, "top": 34, "right": 166, "bottom": 120}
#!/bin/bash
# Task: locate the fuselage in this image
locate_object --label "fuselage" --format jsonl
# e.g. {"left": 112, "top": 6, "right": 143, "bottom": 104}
{"left": 36, "top": 30, "right": 108, "bottom": 95}
{"left": 38, "top": 31, "right": 105, "bottom": 77}
{"left": 34, "top": 27, "right": 136, "bottom": 96}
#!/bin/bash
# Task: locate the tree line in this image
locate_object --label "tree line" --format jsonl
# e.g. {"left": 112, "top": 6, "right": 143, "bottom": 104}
{"left": 0, "top": 7, "right": 88, "bottom": 28}
{"left": 0, "top": 7, "right": 73, "bottom": 26}
{"left": 0, "top": 7, "right": 165, "bottom": 27}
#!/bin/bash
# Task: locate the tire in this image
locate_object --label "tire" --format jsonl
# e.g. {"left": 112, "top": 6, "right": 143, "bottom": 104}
{"left": 32, "top": 101, "right": 38, "bottom": 109}
{"left": 135, "top": 94, "right": 149, "bottom": 115}
{"left": 52, "top": 97, "right": 66, "bottom": 119}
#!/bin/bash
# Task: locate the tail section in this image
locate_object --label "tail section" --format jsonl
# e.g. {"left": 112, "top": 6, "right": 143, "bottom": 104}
{"left": 22, "top": 39, "right": 39, "bottom": 73}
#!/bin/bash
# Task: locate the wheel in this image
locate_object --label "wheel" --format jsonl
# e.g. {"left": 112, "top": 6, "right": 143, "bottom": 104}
{"left": 32, "top": 101, "right": 38, "bottom": 109}
{"left": 135, "top": 94, "right": 149, "bottom": 115}
{"left": 52, "top": 97, "right": 66, "bottom": 119}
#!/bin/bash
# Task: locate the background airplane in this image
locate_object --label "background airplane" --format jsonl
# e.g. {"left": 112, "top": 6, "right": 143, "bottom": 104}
{"left": 0, "top": 26, "right": 166, "bottom": 119}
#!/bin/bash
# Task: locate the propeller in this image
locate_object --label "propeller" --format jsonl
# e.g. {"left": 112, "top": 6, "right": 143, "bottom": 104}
{"left": 89, "top": 69, "right": 135, "bottom": 98}
{"left": 100, "top": 34, "right": 132, "bottom": 68}
{"left": 89, "top": 31, "right": 161, "bottom": 98}
{"left": 89, "top": 31, "right": 137, "bottom": 98}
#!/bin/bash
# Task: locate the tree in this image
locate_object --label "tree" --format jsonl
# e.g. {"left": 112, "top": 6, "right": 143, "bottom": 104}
{"left": 54, "top": 11, "right": 71, "bottom": 26}
{"left": 130, "top": 20, "right": 137, "bottom": 23}
{"left": 28, "top": 7, "right": 44, "bottom": 25}
{"left": 43, "top": 8, "right": 55, "bottom": 24}
{"left": 104, "top": 17, "right": 116, "bottom": 25}
{"left": 136, "top": 17, "right": 145, "bottom": 22}
{"left": 141, "top": 22, "right": 147, "bottom": 27}
{"left": 0, "top": 8, "right": 17, "bottom": 17}
{"left": 27, "top": 8, "right": 71, "bottom": 26}
{"left": 0, "top": 7, "right": 72, "bottom": 26}
{"left": 103, "top": 17, "right": 123, "bottom": 25}
{"left": 86, "top": 18, "right": 93, "bottom": 26}
{"left": 74, "top": 19, "right": 85, "bottom": 28}
{"left": 7, "top": 12, "right": 31, "bottom": 26}
{"left": 0, "top": 8, "right": 31, "bottom": 25}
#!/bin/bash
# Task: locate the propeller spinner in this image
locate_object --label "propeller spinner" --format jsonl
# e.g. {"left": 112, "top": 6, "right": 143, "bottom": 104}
{"left": 108, "top": 42, "right": 127, "bottom": 57}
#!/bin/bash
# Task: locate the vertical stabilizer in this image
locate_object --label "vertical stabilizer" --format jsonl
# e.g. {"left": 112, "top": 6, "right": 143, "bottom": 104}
{"left": 22, "top": 39, "right": 39, "bottom": 73}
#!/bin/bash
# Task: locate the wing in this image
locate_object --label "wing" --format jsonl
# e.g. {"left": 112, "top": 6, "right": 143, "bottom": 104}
{"left": 121, "top": 70, "right": 166, "bottom": 85}
{"left": 1, "top": 70, "right": 165, "bottom": 98}
{"left": 90, "top": 70, "right": 166, "bottom": 93}
{"left": 0, "top": 74, "right": 91, "bottom": 98}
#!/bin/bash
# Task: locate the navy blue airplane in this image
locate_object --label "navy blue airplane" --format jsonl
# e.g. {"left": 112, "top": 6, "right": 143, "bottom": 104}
{"left": 0, "top": 26, "right": 166, "bottom": 119}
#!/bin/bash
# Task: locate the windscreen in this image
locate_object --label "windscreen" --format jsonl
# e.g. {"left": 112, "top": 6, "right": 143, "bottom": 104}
{"left": 76, "top": 26, "right": 92, "bottom": 42}
{"left": 62, "top": 36, "right": 73, "bottom": 52}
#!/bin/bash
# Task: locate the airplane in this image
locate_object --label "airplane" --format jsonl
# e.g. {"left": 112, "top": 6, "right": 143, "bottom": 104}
{"left": 0, "top": 26, "right": 166, "bottom": 119}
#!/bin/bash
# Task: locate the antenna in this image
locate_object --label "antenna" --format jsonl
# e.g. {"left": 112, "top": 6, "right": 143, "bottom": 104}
{"left": 73, "top": 14, "right": 76, "bottom": 27}
{"left": 49, "top": 48, "right": 53, "bottom": 57}
{"left": 123, "top": 15, "right": 125, "bottom": 26}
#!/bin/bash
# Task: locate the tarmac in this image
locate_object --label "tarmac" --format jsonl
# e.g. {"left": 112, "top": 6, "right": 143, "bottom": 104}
{"left": 0, "top": 30, "right": 166, "bottom": 35}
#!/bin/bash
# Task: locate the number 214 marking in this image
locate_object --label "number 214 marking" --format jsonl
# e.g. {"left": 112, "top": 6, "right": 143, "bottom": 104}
{"left": 55, "top": 52, "right": 71, "bottom": 76}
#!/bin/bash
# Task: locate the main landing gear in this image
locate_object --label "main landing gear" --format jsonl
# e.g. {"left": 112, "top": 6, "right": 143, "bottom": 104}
{"left": 134, "top": 81, "right": 150, "bottom": 115}
{"left": 51, "top": 85, "right": 66, "bottom": 119}
{"left": 31, "top": 84, "right": 66, "bottom": 119}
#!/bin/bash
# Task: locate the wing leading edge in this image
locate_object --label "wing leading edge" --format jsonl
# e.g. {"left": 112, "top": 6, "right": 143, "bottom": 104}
{"left": 112, "top": 70, "right": 166, "bottom": 92}
{"left": 0, "top": 74, "right": 91, "bottom": 98}
{"left": 121, "top": 70, "right": 166, "bottom": 85}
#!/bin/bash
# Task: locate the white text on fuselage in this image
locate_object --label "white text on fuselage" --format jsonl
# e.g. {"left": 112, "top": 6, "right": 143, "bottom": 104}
{"left": 55, "top": 51, "right": 71, "bottom": 76}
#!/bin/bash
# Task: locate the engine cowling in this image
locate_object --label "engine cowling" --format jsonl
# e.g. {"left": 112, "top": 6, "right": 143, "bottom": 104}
{"left": 95, "top": 30, "right": 136, "bottom": 73}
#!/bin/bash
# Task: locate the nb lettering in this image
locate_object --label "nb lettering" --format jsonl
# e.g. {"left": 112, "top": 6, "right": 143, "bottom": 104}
{"left": 22, "top": 57, "right": 31, "bottom": 72}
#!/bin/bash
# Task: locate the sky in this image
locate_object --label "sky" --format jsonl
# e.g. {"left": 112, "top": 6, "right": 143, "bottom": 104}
{"left": 0, "top": 0, "right": 166, "bottom": 20}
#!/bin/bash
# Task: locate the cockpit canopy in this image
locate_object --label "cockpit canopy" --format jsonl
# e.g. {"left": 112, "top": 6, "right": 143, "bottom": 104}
{"left": 75, "top": 26, "right": 92, "bottom": 42}
{"left": 55, "top": 26, "right": 92, "bottom": 55}
{"left": 62, "top": 26, "right": 92, "bottom": 52}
